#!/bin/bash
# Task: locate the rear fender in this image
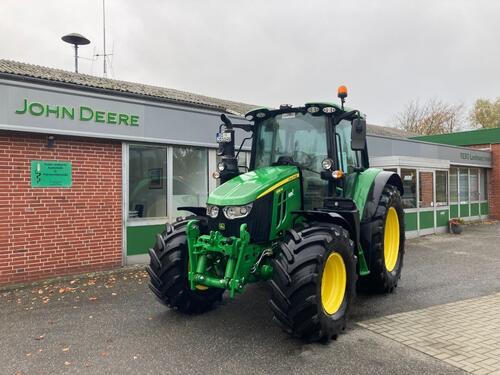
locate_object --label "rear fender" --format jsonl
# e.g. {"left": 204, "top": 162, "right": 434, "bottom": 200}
{"left": 363, "top": 172, "right": 403, "bottom": 222}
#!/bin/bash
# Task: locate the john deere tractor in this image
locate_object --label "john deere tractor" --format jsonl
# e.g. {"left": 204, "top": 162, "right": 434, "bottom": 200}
{"left": 147, "top": 86, "right": 405, "bottom": 342}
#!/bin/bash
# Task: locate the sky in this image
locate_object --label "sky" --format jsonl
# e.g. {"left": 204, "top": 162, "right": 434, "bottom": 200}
{"left": 1, "top": 0, "right": 499, "bottom": 126}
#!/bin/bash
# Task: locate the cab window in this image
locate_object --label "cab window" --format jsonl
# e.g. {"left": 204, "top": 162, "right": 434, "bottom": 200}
{"left": 335, "top": 120, "right": 360, "bottom": 173}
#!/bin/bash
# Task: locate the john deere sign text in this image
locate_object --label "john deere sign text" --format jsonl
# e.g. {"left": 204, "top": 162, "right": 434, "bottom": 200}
{"left": 15, "top": 98, "right": 139, "bottom": 126}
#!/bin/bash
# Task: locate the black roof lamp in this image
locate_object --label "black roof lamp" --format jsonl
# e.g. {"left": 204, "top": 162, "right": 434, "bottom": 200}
{"left": 61, "top": 33, "right": 91, "bottom": 73}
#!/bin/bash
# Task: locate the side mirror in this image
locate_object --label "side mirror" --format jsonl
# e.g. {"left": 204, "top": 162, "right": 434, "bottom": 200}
{"left": 351, "top": 118, "right": 366, "bottom": 151}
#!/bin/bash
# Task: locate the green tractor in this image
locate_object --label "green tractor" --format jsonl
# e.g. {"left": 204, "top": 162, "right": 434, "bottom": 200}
{"left": 147, "top": 86, "right": 405, "bottom": 342}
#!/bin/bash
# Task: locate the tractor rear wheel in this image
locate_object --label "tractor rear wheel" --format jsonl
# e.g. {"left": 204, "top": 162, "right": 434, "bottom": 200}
{"left": 147, "top": 219, "right": 224, "bottom": 314}
{"left": 269, "top": 224, "right": 357, "bottom": 342}
{"left": 359, "top": 184, "right": 405, "bottom": 293}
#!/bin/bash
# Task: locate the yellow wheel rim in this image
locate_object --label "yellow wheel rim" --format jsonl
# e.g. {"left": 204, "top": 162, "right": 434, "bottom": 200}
{"left": 321, "top": 252, "right": 347, "bottom": 315}
{"left": 384, "top": 207, "right": 400, "bottom": 272}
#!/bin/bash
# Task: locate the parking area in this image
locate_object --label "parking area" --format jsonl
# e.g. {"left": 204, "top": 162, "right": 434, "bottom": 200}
{"left": 1, "top": 222, "right": 499, "bottom": 375}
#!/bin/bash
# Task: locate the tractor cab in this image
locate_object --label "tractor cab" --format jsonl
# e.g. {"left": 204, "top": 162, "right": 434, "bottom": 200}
{"left": 215, "top": 86, "right": 369, "bottom": 213}
{"left": 248, "top": 102, "right": 368, "bottom": 210}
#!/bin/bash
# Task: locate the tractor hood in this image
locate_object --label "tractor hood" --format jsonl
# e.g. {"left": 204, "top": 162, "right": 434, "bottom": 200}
{"left": 207, "top": 165, "right": 300, "bottom": 206}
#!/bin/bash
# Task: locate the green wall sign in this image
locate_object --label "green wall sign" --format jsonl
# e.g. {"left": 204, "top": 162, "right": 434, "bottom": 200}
{"left": 31, "top": 160, "right": 72, "bottom": 188}
{"left": 16, "top": 98, "right": 139, "bottom": 126}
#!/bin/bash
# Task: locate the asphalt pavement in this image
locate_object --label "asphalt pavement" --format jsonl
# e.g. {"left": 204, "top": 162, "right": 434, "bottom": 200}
{"left": 1, "top": 221, "right": 499, "bottom": 375}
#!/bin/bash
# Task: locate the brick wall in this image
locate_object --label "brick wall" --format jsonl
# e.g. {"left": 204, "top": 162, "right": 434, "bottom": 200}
{"left": 468, "top": 144, "right": 499, "bottom": 219}
{"left": 489, "top": 144, "right": 500, "bottom": 219}
{"left": 0, "top": 131, "right": 122, "bottom": 285}
{"left": 419, "top": 171, "right": 434, "bottom": 207}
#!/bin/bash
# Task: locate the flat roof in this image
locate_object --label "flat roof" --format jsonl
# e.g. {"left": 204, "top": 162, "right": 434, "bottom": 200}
{"left": 412, "top": 127, "right": 500, "bottom": 146}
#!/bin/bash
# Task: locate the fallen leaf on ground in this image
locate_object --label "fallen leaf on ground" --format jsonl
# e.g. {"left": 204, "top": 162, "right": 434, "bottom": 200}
{"left": 64, "top": 361, "right": 71, "bottom": 366}
{"left": 62, "top": 347, "right": 70, "bottom": 352}
{"left": 100, "top": 352, "right": 109, "bottom": 357}
{"left": 34, "top": 335, "right": 44, "bottom": 340}
{"left": 88, "top": 297, "right": 97, "bottom": 301}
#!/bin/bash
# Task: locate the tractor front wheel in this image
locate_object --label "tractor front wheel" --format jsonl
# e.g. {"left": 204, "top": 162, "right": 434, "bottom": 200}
{"left": 147, "top": 219, "right": 224, "bottom": 314}
{"left": 269, "top": 224, "right": 357, "bottom": 342}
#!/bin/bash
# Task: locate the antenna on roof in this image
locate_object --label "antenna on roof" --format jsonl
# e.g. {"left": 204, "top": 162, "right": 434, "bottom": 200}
{"left": 61, "top": 33, "right": 91, "bottom": 73}
{"left": 94, "top": 0, "right": 112, "bottom": 77}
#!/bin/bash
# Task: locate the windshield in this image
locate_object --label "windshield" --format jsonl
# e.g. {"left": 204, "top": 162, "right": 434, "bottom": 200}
{"left": 254, "top": 112, "right": 327, "bottom": 172}
{"left": 254, "top": 112, "right": 328, "bottom": 209}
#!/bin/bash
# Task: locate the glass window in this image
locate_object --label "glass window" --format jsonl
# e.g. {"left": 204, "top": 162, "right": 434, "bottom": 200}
{"left": 436, "top": 171, "right": 448, "bottom": 206}
{"left": 459, "top": 168, "right": 469, "bottom": 202}
{"left": 450, "top": 167, "right": 458, "bottom": 203}
{"left": 401, "top": 169, "right": 417, "bottom": 209}
{"left": 172, "top": 146, "right": 208, "bottom": 217}
{"left": 254, "top": 113, "right": 328, "bottom": 210}
{"left": 254, "top": 112, "right": 327, "bottom": 172}
{"left": 419, "top": 171, "right": 434, "bottom": 208}
{"left": 470, "top": 169, "right": 479, "bottom": 202}
{"left": 480, "top": 169, "right": 487, "bottom": 201}
{"left": 237, "top": 152, "right": 249, "bottom": 173}
{"left": 336, "top": 120, "right": 360, "bottom": 174}
{"left": 129, "top": 145, "right": 167, "bottom": 218}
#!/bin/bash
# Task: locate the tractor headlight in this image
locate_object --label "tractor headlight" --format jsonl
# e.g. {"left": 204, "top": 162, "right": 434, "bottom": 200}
{"left": 223, "top": 204, "right": 253, "bottom": 220}
{"left": 322, "top": 158, "right": 334, "bottom": 170}
{"left": 207, "top": 205, "right": 220, "bottom": 218}
{"left": 217, "top": 162, "right": 225, "bottom": 171}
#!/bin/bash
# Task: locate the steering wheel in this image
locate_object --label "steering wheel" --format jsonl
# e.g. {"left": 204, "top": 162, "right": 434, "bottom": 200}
{"left": 293, "top": 151, "right": 314, "bottom": 168}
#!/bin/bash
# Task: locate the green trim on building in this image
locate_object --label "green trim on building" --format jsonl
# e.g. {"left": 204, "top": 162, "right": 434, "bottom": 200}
{"left": 404, "top": 211, "right": 418, "bottom": 231}
{"left": 450, "top": 204, "right": 459, "bottom": 219}
{"left": 411, "top": 127, "right": 500, "bottom": 146}
{"left": 481, "top": 202, "right": 489, "bottom": 215}
{"left": 436, "top": 209, "right": 449, "bottom": 227}
{"left": 127, "top": 224, "right": 165, "bottom": 256}
{"left": 419, "top": 210, "right": 434, "bottom": 229}
{"left": 470, "top": 203, "right": 480, "bottom": 216}
{"left": 460, "top": 203, "right": 470, "bottom": 217}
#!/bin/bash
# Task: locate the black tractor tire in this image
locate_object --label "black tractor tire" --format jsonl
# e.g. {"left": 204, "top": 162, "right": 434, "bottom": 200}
{"left": 269, "top": 224, "right": 357, "bottom": 342}
{"left": 147, "top": 219, "right": 224, "bottom": 314}
{"left": 359, "top": 184, "right": 405, "bottom": 293}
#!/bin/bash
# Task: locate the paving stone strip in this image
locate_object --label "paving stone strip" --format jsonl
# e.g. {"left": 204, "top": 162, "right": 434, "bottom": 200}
{"left": 359, "top": 293, "right": 500, "bottom": 374}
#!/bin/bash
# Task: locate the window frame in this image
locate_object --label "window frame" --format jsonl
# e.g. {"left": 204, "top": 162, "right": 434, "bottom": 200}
{"left": 128, "top": 143, "right": 168, "bottom": 221}
{"left": 435, "top": 170, "right": 449, "bottom": 207}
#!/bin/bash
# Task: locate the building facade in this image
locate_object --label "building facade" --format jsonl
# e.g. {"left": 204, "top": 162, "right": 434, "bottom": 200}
{"left": 0, "top": 60, "right": 493, "bottom": 285}
{"left": 413, "top": 128, "right": 500, "bottom": 220}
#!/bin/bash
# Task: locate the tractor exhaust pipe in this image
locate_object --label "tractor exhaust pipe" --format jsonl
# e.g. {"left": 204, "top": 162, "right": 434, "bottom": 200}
{"left": 216, "top": 114, "right": 239, "bottom": 184}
